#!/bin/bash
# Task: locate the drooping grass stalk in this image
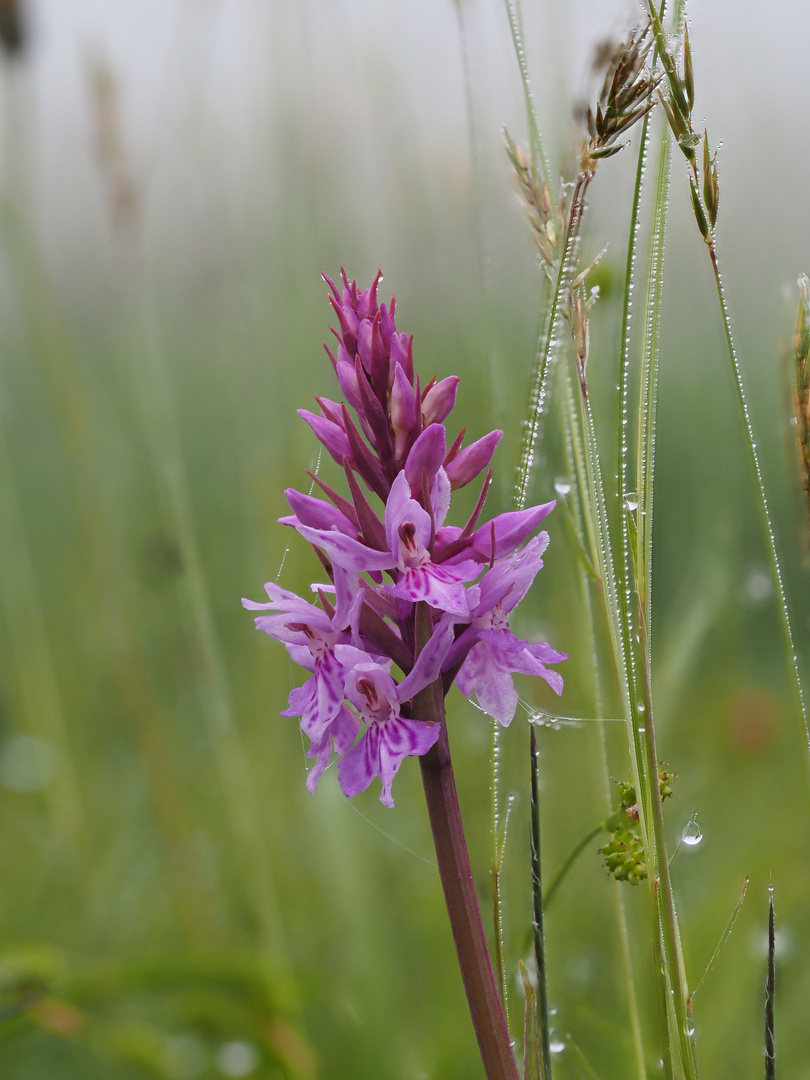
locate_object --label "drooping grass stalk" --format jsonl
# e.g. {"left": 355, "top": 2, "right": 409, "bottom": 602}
{"left": 708, "top": 245, "right": 809, "bottom": 748}
{"left": 643, "top": 0, "right": 810, "bottom": 755}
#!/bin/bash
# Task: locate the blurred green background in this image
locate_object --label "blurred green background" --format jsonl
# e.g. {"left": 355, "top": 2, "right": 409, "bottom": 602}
{"left": 1, "top": 0, "right": 809, "bottom": 1077}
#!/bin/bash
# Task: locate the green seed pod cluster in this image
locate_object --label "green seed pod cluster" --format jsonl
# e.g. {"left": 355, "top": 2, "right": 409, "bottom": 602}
{"left": 601, "top": 830, "right": 647, "bottom": 885}
{"left": 601, "top": 766, "right": 675, "bottom": 884}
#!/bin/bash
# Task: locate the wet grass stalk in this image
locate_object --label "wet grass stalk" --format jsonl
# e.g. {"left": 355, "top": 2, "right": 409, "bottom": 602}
{"left": 560, "top": 363, "right": 647, "bottom": 1080}
{"left": 765, "top": 891, "right": 775, "bottom": 1080}
{"left": 529, "top": 726, "right": 553, "bottom": 1080}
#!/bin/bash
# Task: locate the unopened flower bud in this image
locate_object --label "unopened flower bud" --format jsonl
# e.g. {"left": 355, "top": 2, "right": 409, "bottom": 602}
{"left": 445, "top": 430, "right": 503, "bottom": 490}
{"left": 391, "top": 362, "right": 418, "bottom": 460}
{"left": 422, "top": 376, "right": 459, "bottom": 426}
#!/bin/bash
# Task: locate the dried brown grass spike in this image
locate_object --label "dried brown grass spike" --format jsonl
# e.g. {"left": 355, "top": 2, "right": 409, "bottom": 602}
{"left": 584, "top": 21, "right": 660, "bottom": 165}
{"left": 504, "top": 130, "right": 560, "bottom": 281}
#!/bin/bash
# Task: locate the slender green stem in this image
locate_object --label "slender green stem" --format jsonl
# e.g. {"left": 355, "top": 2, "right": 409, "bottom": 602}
{"left": 530, "top": 727, "right": 553, "bottom": 1080}
{"left": 543, "top": 823, "right": 603, "bottom": 910}
{"left": 561, "top": 364, "right": 646, "bottom": 1080}
{"left": 651, "top": 886, "right": 675, "bottom": 1080}
{"left": 765, "top": 890, "right": 775, "bottom": 1080}
{"left": 637, "top": 607, "right": 697, "bottom": 1080}
{"left": 414, "top": 605, "right": 518, "bottom": 1080}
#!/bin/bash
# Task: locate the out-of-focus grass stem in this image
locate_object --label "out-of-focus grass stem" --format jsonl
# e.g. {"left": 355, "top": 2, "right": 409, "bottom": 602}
{"left": 131, "top": 309, "right": 286, "bottom": 961}
{"left": 0, "top": 418, "right": 86, "bottom": 850}
{"left": 502, "top": 0, "right": 552, "bottom": 194}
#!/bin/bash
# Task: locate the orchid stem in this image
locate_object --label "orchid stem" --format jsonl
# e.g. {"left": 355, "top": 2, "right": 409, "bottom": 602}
{"left": 415, "top": 605, "right": 518, "bottom": 1080}
{"left": 419, "top": 726, "right": 519, "bottom": 1080}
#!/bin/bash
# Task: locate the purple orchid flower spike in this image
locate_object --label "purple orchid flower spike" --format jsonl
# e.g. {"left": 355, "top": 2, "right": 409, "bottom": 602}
{"left": 245, "top": 270, "right": 568, "bottom": 1080}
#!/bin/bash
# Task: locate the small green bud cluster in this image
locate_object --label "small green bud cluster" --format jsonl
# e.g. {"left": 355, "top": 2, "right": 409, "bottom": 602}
{"left": 601, "top": 830, "right": 647, "bottom": 885}
{"left": 600, "top": 766, "right": 675, "bottom": 884}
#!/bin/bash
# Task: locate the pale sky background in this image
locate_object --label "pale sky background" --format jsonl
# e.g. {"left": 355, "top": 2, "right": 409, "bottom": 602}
{"left": 1, "top": 0, "right": 807, "bottom": 329}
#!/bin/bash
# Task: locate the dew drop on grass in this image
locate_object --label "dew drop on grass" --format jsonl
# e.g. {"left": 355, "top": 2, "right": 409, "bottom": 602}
{"left": 682, "top": 818, "right": 703, "bottom": 847}
{"left": 549, "top": 1037, "right": 566, "bottom": 1054}
{"left": 624, "top": 492, "right": 638, "bottom": 512}
{"left": 553, "top": 476, "right": 572, "bottom": 496}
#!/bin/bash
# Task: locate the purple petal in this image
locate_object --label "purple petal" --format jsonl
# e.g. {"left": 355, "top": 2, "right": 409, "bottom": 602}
{"left": 397, "top": 611, "right": 457, "bottom": 700}
{"left": 456, "top": 643, "right": 520, "bottom": 726}
{"left": 384, "top": 472, "right": 433, "bottom": 555}
{"left": 306, "top": 705, "right": 359, "bottom": 794}
{"left": 283, "top": 488, "right": 357, "bottom": 536}
{"left": 468, "top": 502, "right": 556, "bottom": 562}
{"left": 338, "top": 724, "right": 381, "bottom": 799}
{"left": 295, "top": 524, "right": 396, "bottom": 573}
{"left": 388, "top": 562, "right": 476, "bottom": 617}
{"left": 377, "top": 718, "right": 440, "bottom": 806}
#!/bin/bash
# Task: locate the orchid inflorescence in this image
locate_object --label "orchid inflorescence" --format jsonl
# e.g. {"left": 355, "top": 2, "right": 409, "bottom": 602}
{"left": 243, "top": 271, "right": 566, "bottom": 807}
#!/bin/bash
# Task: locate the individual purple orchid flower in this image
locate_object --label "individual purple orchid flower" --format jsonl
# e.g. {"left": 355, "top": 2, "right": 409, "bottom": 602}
{"left": 445, "top": 535, "right": 567, "bottom": 726}
{"left": 334, "top": 615, "right": 454, "bottom": 806}
{"left": 242, "top": 583, "right": 367, "bottom": 789}
{"left": 383, "top": 471, "right": 478, "bottom": 616}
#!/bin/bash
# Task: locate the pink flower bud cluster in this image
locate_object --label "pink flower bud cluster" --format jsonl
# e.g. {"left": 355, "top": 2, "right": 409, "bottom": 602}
{"left": 244, "top": 271, "right": 565, "bottom": 806}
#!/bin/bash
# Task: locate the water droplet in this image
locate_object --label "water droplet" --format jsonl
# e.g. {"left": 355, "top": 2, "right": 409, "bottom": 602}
{"left": 216, "top": 1041, "right": 259, "bottom": 1077}
{"left": 549, "top": 1038, "right": 566, "bottom": 1054}
{"left": 743, "top": 564, "right": 773, "bottom": 605}
{"left": 636, "top": 701, "right": 645, "bottom": 714}
{"left": 554, "top": 476, "right": 572, "bottom": 497}
{"left": 686, "top": 1020, "right": 696, "bottom": 1037}
{"left": 0, "top": 735, "right": 57, "bottom": 793}
{"left": 682, "top": 818, "right": 703, "bottom": 847}
{"left": 624, "top": 492, "right": 638, "bottom": 512}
